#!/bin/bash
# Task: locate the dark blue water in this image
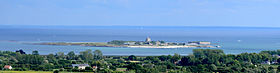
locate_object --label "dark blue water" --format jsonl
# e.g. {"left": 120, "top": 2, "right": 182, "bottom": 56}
{"left": 0, "top": 26, "right": 280, "bottom": 55}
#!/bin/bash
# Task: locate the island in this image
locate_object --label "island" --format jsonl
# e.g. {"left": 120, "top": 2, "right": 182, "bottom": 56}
{"left": 34, "top": 37, "right": 220, "bottom": 48}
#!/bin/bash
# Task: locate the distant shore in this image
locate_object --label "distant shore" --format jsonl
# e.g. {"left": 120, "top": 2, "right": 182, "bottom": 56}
{"left": 127, "top": 45, "right": 216, "bottom": 48}
{"left": 32, "top": 42, "right": 217, "bottom": 48}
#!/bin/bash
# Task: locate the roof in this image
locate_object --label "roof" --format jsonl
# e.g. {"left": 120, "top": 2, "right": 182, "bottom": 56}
{"left": 4, "top": 65, "right": 11, "bottom": 68}
{"left": 92, "top": 66, "right": 98, "bottom": 68}
{"left": 72, "top": 64, "right": 90, "bottom": 67}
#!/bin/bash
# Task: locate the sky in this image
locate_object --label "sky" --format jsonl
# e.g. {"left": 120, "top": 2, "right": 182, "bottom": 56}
{"left": 0, "top": 0, "right": 280, "bottom": 27}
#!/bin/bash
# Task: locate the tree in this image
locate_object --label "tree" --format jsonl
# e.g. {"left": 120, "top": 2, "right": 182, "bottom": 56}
{"left": 67, "top": 51, "right": 75, "bottom": 60}
{"left": 170, "top": 53, "right": 180, "bottom": 63}
{"left": 210, "top": 64, "right": 217, "bottom": 72}
{"left": 16, "top": 49, "right": 26, "bottom": 54}
{"left": 107, "top": 40, "right": 126, "bottom": 45}
{"left": 155, "top": 65, "right": 167, "bottom": 72}
{"left": 93, "top": 50, "right": 103, "bottom": 60}
{"left": 85, "top": 67, "right": 92, "bottom": 70}
{"left": 277, "top": 66, "right": 280, "bottom": 72}
{"left": 32, "top": 50, "right": 39, "bottom": 55}
{"left": 180, "top": 56, "right": 196, "bottom": 66}
{"left": 53, "top": 70, "right": 59, "bottom": 73}
{"left": 80, "top": 49, "right": 93, "bottom": 62}
{"left": 47, "top": 54, "right": 57, "bottom": 64}
{"left": 127, "top": 63, "right": 143, "bottom": 70}
{"left": 56, "top": 52, "right": 65, "bottom": 59}
{"left": 158, "top": 55, "right": 168, "bottom": 61}
{"left": 159, "top": 41, "right": 165, "bottom": 44}
{"left": 128, "top": 55, "right": 137, "bottom": 60}
{"left": 277, "top": 58, "right": 280, "bottom": 64}
{"left": 166, "top": 62, "right": 176, "bottom": 69}
{"left": 143, "top": 63, "right": 154, "bottom": 69}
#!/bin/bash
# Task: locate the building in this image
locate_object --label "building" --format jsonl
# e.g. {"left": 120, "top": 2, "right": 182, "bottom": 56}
{"left": 155, "top": 41, "right": 161, "bottom": 45}
{"left": 199, "top": 42, "right": 211, "bottom": 45}
{"left": 72, "top": 64, "right": 90, "bottom": 70}
{"left": 188, "top": 41, "right": 211, "bottom": 45}
{"left": 92, "top": 66, "right": 98, "bottom": 71}
{"left": 3, "top": 65, "right": 12, "bottom": 70}
{"left": 145, "top": 37, "right": 151, "bottom": 42}
{"left": 124, "top": 42, "right": 136, "bottom": 45}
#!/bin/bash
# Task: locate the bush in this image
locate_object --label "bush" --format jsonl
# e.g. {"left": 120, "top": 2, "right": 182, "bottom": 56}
{"left": 53, "top": 70, "right": 59, "bottom": 73}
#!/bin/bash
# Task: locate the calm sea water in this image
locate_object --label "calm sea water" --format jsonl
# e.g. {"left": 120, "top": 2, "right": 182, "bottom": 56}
{"left": 0, "top": 26, "right": 280, "bottom": 56}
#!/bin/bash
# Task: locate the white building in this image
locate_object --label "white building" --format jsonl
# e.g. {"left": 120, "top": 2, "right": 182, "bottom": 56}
{"left": 72, "top": 64, "right": 90, "bottom": 70}
{"left": 146, "top": 37, "right": 151, "bottom": 42}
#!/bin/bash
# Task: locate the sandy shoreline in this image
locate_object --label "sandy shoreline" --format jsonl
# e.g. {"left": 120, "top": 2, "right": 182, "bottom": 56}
{"left": 32, "top": 42, "right": 217, "bottom": 48}
{"left": 127, "top": 45, "right": 213, "bottom": 48}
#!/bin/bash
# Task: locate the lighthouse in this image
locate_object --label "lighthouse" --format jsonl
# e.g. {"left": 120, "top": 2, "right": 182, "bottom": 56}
{"left": 145, "top": 37, "right": 151, "bottom": 42}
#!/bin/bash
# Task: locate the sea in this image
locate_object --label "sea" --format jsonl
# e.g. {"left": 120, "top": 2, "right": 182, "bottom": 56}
{"left": 0, "top": 25, "right": 280, "bottom": 56}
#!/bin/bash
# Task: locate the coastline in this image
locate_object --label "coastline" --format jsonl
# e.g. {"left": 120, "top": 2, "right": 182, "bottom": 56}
{"left": 127, "top": 45, "right": 215, "bottom": 48}
{"left": 31, "top": 42, "right": 217, "bottom": 48}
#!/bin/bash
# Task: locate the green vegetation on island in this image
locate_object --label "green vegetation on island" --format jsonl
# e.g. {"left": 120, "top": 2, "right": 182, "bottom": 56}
{"left": 36, "top": 42, "right": 116, "bottom": 47}
{"left": 34, "top": 37, "right": 218, "bottom": 48}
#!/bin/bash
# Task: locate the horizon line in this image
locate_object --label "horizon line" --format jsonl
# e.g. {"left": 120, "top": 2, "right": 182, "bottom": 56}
{"left": 0, "top": 24, "right": 280, "bottom": 28}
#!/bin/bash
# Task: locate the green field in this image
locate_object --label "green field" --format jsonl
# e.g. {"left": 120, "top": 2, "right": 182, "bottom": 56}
{"left": 0, "top": 71, "right": 52, "bottom": 73}
{"left": 0, "top": 71, "right": 94, "bottom": 73}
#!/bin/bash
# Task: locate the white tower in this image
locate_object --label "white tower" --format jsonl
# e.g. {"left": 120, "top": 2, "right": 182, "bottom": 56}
{"left": 145, "top": 37, "right": 151, "bottom": 42}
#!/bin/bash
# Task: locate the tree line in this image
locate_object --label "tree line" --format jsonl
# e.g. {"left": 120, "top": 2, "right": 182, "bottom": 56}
{"left": 1, "top": 49, "right": 280, "bottom": 73}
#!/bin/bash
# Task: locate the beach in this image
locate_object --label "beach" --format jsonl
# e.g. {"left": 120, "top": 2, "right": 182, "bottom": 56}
{"left": 127, "top": 45, "right": 214, "bottom": 48}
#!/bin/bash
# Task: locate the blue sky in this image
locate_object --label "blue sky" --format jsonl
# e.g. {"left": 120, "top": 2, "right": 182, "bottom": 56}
{"left": 0, "top": 0, "right": 280, "bottom": 27}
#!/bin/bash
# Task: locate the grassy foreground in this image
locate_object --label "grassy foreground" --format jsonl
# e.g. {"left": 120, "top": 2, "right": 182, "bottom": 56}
{"left": 0, "top": 71, "right": 52, "bottom": 73}
{"left": 0, "top": 71, "right": 94, "bottom": 73}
